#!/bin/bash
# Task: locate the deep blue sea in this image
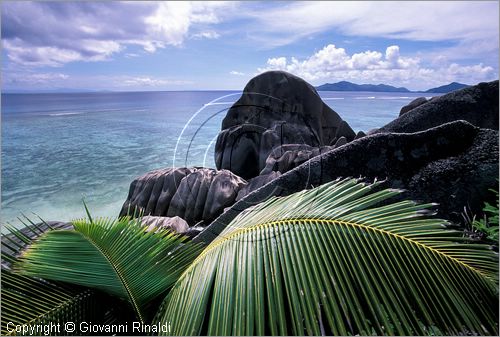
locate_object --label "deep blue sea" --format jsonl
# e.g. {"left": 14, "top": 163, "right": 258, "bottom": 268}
{"left": 1, "top": 90, "right": 440, "bottom": 227}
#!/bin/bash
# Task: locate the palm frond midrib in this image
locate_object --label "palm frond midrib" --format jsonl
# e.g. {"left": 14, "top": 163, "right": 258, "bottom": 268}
{"left": 196, "top": 217, "right": 496, "bottom": 284}
{"left": 73, "top": 229, "right": 145, "bottom": 322}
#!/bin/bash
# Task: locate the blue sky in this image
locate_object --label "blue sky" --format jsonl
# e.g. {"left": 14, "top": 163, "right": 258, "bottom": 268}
{"left": 1, "top": 1, "right": 498, "bottom": 91}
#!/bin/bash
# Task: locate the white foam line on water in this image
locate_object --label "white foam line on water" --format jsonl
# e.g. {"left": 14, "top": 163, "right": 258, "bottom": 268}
{"left": 378, "top": 97, "right": 413, "bottom": 100}
{"left": 354, "top": 96, "right": 376, "bottom": 99}
{"left": 48, "top": 112, "right": 84, "bottom": 116}
{"left": 322, "top": 97, "right": 345, "bottom": 100}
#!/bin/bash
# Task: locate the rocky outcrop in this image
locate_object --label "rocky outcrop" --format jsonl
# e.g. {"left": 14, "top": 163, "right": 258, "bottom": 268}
{"left": 380, "top": 80, "right": 498, "bottom": 133}
{"left": 114, "top": 75, "right": 497, "bottom": 246}
{"left": 215, "top": 71, "right": 356, "bottom": 179}
{"left": 399, "top": 97, "right": 428, "bottom": 116}
{"left": 196, "top": 121, "right": 499, "bottom": 243}
{"left": 120, "top": 167, "right": 247, "bottom": 226}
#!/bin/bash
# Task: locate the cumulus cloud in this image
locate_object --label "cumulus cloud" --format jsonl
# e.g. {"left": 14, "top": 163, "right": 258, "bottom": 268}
{"left": 229, "top": 70, "right": 245, "bottom": 76}
{"left": 1, "top": 1, "right": 231, "bottom": 66}
{"left": 258, "top": 44, "right": 495, "bottom": 90}
{"left": 258, "top": 45, "right": 419, "bottom": 79}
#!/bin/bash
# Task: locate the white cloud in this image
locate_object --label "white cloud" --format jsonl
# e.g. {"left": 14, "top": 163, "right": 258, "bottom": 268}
{"left": 0, "top": 67, "right": 193, "bottom": 91}
{"left": 1, "top": 1, "right": 232, "bottom": 66}
{"left": 229, "top": 70, "right": 245, "bottom": 76}
{"left": 145, "top": 2, "right": 195, "bottom": 47}
{"left": 246, "top": 2, "right": 499, "bottom": 61}
{"left": 258, "top": 45, "right": 420, "bottom": 79}
{"left": 2, "top": 72, "right": 69, "bottom": 85}
{"left": 191, "top": 31, "right": 220, "bottom": 39}
{"left": 2, "top": 39, "right": 122, "bottom": 67}
{"left": 257, "top": 44, "right": 496, "bottom": 90}
{"left": 267, "top": 57, "right": 288, "bottom": 69}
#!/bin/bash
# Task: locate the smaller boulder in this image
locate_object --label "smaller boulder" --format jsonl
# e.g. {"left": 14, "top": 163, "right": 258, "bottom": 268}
{"left": 399, "top": 97, "right": 428, "bottom": 116}
{"left": 141, "top": 216, "right": 189, "bottom": 234}
{"left": 333, "top": 136, "right": 347, "bottom": 148}
{"left": 354, "top": 131, "right": 366, "bottom": 140}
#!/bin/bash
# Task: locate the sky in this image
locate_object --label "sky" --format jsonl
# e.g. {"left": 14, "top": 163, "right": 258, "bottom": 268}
{"left": 1, "top": 1, "right": 499, "bottom": 92}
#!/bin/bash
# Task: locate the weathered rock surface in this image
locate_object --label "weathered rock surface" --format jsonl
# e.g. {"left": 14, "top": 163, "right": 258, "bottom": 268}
{"left": 380, "top": 80, "right": 498, "bottom": 133}
{"left": 260, "top": 134, "right": 355, "bottom": 175}
{"left": 215, "top": 71, "right": 356, "bottom": 179}
{"left": 399, "top": 97, "right": 428, "bottom": 116}
{"left": 236, "top": 171, "right": 281, "bottom": 201}
{"left": 141, "top": 215, "right": 189, "bottom": 233}
{"left": 120, "top": 167, "right": 247, "bottom": 226}
{"left": 260, "top": 144, "right": 329, "bottom": 175}
{"left": 196, "top": 121, "right": 499, "bottom": 243}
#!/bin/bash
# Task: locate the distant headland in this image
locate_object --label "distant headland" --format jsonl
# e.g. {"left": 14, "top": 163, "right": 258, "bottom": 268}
{"left": 316, "top": 80, "right": 469, "bottom": 93}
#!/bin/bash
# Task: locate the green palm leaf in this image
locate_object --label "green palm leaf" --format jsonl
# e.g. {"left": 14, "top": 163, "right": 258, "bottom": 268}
{"left": 1, "top": 271, "right": 110, "bottom": 336}
{"left": 1, "top": 219, "right": 124, "bottom": 336}
{"left": 14, "top": 216, "right": 202, "bottom": 322}
{"left": 155, "top": 178, "right": 499, "bottom": 335}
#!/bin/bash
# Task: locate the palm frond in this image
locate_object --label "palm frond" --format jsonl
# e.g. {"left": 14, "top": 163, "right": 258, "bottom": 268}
{"left": 155, "top": 178, "right": 499, "bottom": 335}
{"left": 1, "top": 271, "right": 109, "bottom": 336}
{"left": 14, "top": 216, "right": 203, "bottom": 322}
{"left": 1, "top": 218, "right": 71, "bottom": 269}
{"left": 1, "top": 219, "right": 125, "bottom": 336}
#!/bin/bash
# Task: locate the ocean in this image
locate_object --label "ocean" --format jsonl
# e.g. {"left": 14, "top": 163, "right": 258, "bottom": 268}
{"left": 1, "top": 90, "right": 440, "bottom": 227}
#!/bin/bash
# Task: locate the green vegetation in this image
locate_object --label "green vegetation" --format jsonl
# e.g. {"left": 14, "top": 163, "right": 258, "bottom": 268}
{"left": 1, "top": 216, "right": 202, "bottom": 335}
{"left": 2, "top": 179, "right": 498, "bottom": 336}
{"left": 472, "top": 187, "right": 499, "bottom": 243}
{"left": 2, "top": 271, "right": 108, "bottom": 335}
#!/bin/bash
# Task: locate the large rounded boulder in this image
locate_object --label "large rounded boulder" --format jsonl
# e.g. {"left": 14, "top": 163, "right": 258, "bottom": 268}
{"left": 215, "top": 71, "right": 355, "bottom": 179}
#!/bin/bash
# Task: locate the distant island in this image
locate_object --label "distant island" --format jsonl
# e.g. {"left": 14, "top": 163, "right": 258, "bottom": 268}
{"left": 423, "top": 82, "right": 470, "bottom": 93}
{"left": 316, "top": 81, "right": 410, "bottom": 92}
{"left": 316, "top": 81, "right": 469, "bottom": 93}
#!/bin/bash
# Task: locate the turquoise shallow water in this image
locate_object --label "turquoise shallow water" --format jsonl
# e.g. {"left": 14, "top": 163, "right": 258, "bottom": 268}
{"left": 1, "top": 90, "right": 440, "bottom": 226}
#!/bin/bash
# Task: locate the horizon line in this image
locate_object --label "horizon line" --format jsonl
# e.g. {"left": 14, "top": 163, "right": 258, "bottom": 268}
{"left": 1, "top": 78, "right": 489, "bottom": 95}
